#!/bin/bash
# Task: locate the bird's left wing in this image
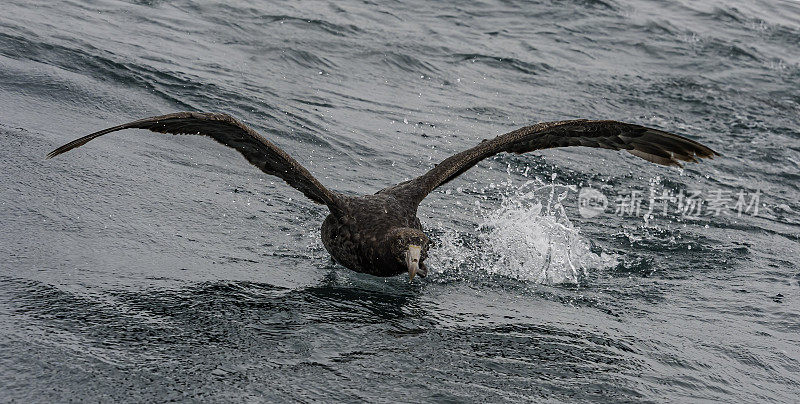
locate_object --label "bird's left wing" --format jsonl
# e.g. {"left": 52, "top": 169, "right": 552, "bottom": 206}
{"left": 382, "top": 119, "right": 717, "bottom": 206}
{"left": 47, "top": 112, "right": 341, "bottom": 208}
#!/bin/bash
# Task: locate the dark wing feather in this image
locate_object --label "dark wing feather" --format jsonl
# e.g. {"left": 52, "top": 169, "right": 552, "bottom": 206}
{"left": 47, "top": 112, "right": 341, "bottom": 208}
{"left": 384, "top": 119, "right": 717, "bottom": 206}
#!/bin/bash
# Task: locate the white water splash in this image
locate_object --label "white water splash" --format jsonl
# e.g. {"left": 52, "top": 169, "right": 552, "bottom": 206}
{"left": 429, "top": 179, "right": 617, "bottom": 285}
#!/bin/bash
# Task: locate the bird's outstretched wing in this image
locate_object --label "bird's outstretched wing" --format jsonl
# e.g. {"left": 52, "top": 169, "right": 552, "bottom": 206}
{"left": 47, "top": 112, "right": 341, "bottom": 208}
{"left": 383, "top": 119, "right": 717, "bottom": 206}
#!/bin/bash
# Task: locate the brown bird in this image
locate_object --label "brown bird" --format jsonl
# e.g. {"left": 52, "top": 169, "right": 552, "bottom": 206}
{"left": 47, "top": 112, "right": 717, "bottom": 280}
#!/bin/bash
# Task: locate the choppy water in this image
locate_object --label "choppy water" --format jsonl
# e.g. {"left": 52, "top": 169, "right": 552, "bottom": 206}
{"left": 2, "top": 0, "right": 799, "bottom": 402}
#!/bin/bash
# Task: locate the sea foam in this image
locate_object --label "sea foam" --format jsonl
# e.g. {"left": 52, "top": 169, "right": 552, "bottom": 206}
{"left": 429, "top": 178, "right": 617, "bottom": 285}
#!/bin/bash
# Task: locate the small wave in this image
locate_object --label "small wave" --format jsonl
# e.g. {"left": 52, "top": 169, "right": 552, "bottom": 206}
{"left": 429, "top": 180, "right": 617, "bottom": 285}
{"left": 571, "top": 0, "right": 617, "bottom": 10}
{"left": 453, "top": 53, "right": 552, "bottom": 76}
{"left": 708, "top": 6, "right": 745, "bottom": 24}
{"left": 278, "top": 49, "right": 337, "bottom": 70}
{"left": 261, "top": 15, "right": 363, "bottom": 37}
{"left": 363, "top": 51, "right": 440, "bottom": 76}
{"left": 0, "top": 32, "right": 198, "bottom": 109}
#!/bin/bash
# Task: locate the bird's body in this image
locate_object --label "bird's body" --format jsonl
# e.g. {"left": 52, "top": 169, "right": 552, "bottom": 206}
{"left": 48, "top": 112, "right": 717, "bottom": 280}
{"left": 321, "top": 193, "right": 425, "bottom": 276}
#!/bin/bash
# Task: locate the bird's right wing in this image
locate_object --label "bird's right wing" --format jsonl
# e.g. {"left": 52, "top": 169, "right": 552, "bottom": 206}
{"left": 47, "top": 112, "right": 341, "bottom": 208}
{"left": 382, "top": 119, "right": 717, "bottom": 206}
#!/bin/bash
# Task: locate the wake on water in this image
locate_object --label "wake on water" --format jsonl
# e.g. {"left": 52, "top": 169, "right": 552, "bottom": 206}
{"left": 428, "top": 177, "right": 618, "bottom": 285}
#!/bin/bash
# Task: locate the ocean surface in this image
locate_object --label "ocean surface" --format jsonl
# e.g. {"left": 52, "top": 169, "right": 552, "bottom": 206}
{"left": 1, "top": 0, "right": 799, "bottom": 402}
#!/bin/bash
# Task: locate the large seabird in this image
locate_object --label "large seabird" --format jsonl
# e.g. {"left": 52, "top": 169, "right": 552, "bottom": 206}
{"left": 48, "top": 112, "right": 716, "bottom": 280}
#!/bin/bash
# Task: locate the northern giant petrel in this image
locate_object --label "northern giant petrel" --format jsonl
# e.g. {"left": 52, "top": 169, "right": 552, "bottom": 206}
{"left": 48, "top": 112, "right": 716, "bottom": 280}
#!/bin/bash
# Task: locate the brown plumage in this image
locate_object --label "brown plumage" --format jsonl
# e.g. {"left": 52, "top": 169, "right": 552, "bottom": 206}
{"left": 47, "top": 112, "right": 717, "bottom": 280}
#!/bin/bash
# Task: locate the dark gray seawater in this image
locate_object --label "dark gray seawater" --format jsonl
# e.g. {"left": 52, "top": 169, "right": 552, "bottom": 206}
{"left": 2, "top": 0, "right": 799, "bottom": 402}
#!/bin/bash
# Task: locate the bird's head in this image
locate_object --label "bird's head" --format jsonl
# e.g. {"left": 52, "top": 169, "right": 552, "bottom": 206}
{"left": 387, "top": 228, "right": 431, "bottom": 281}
